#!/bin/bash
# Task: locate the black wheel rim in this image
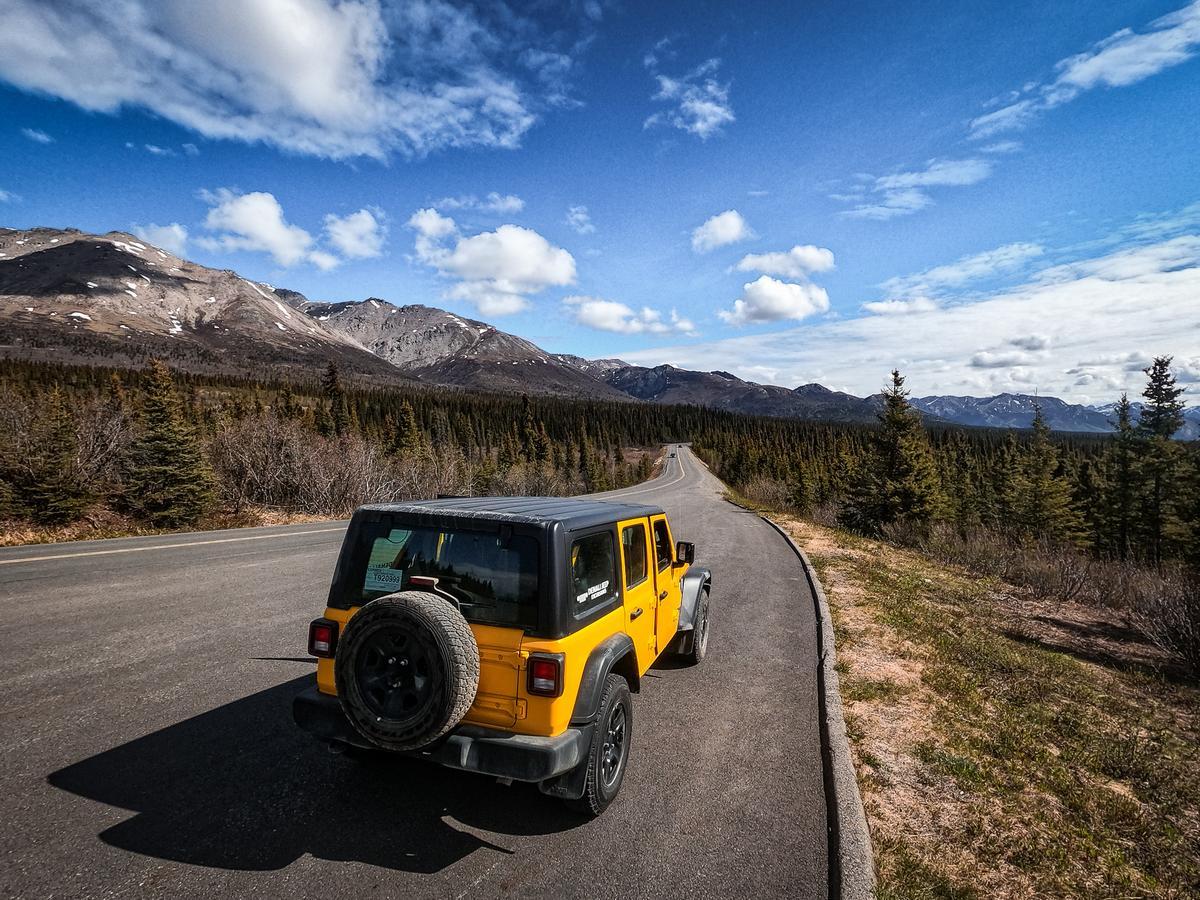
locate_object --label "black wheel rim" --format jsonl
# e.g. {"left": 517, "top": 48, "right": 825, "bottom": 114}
{"left": 355, "top": 626, "right": 437, "bottom": 720}
{"left": 601, "top": 702, "right": 627, "bottom": 788}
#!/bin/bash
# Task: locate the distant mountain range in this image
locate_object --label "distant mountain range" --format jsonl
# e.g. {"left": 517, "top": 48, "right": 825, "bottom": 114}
{"left": 2, "top": 225, "right": 1196, "bottom": 438}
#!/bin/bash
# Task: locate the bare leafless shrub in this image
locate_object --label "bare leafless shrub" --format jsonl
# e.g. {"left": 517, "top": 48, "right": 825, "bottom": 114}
{"left": 1126, "top": 567, "right": 1200, "bottom": 675}
{"left": 872, "top": 517, "right": 1199, "bottom": 674}
{"left": 809, "top": 501, "right": 841, "bottom": 529}
{"left": 72, "top": 396, "right": 132, "bottom": 486}
{"left": 741, "top": 476, "right": 791, "bottom": 509}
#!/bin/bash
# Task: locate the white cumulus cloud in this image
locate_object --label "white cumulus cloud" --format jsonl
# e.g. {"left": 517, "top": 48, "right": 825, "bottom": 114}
{"left": 691, "top": 209, "right": 754, "bottom": 253}
{"left": 196, "top": 188, "right": 338, "bottom": 269}
{"left": 408, "top": 209, "right": 576, "bottom": 316}
{"left": 323, "top": 208, "right": 386, "bottom": 259}
{"left": 719, "top": 275, "right": 830, "bottom": 326}
{"left": 132, "top": 222, "right": 189, "bottom": 256}
{"left": 735, "top": 244, "right": 835, "bottom": 278}
{"left": 565, "top": 295, "right": 697, "bottom": 336}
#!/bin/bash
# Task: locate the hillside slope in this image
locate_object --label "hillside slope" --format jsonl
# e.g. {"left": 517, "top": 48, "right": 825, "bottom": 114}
{"left": 297, "top": 298, "right": 628, "bottom": 398}
{"left": 0, "top": 227, "right": 401, "bottom": 380}
{"left": 605, "top": 364, "right": 882, "bottom": 423}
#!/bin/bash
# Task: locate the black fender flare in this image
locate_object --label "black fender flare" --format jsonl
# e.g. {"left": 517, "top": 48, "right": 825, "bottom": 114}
{"left": 677, "top": 565, "right": 712, "bottom": 633}
{"left": 569, "top": 632, "right": 639, "bottom": 725}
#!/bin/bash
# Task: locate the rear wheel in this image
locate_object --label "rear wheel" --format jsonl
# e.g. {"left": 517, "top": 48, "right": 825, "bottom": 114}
{"left": 567, "top": 674, "right": 632, "bottom": 817}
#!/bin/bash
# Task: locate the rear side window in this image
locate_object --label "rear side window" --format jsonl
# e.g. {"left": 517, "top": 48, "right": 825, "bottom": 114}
{"left": 653, "top": 519, "right": 672, "bottom": 571}
{"left": 621, "top": 523, "right": 648, "bottom": 587}
{"left": 571, "top": 532, "right": 617, "bottom": 613}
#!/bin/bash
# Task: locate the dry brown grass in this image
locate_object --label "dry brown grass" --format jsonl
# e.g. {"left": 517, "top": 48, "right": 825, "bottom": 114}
{"left": 778, "top": 516, "right": 1200, "bottom": 900}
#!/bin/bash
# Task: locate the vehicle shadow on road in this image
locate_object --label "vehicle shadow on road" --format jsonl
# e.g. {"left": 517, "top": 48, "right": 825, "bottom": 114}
{"left": 47, "top": 676, "right": 585, "bottom": 874}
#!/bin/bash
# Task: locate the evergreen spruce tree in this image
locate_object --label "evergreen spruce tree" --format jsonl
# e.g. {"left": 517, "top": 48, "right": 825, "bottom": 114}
{"left": 123, "top": 361, "right": 215, "bottom": 527}
{"left": 840, "top": 370, "right": 941, "bottom": 534}
{"left": 21, "top": 386, "right": 89, "bottom": 524}
{"left": 1136, "top": 356, "right": 1185, "bottom": 564}
{"left": 1101, "top": 394, "right": 1140, "bottom": 559}
{"left": 390, "top": 399, "right": 422, "bottom": 455}
{"left": 1013, "top": 405, "right": 1085, "bottom": 545}
{"left": 276, "top": 383, "right": 301, "bottom": 420}
{"left": 321, "top": 361, "right": 350, "bottom": 437}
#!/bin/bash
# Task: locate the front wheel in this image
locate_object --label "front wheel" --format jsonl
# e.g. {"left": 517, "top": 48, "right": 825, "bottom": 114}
{"left": 567, "top": 674, "right": 632, "bottom": 817}
{"left": 679, "top": 589, "right": 710, "bottom": 665}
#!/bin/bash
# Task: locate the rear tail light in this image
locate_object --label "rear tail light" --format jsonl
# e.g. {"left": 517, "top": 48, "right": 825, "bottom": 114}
{"left": 308, "top": 618, "right": 338, "bottom": 658}
{"left": 527, "top": 653, "right": 564, "bottom": 697}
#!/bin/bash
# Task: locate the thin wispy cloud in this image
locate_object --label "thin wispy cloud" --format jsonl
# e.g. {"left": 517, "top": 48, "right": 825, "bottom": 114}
{"left": 0, "top": 0, "right": 602, "bottom": 160}
{"left": 20, "top": 127, "right": 53, "bottom": 144}
{"left": 644, "top": 57, "right": 735, "bottom": 140}
{"left": 840, "top": 159, "right": 993, "bottom": 220}
{"left": 970, "top": 2, "right": 1200, "bottom": 138}
{"left": 565, "top": 205, "right": 595, "bottom": 234}
{"left": 879, "top": 242, "right": 1045, "bottom": 299}
{"left": 434, "top": 193, "right": 526, "bottom": 215}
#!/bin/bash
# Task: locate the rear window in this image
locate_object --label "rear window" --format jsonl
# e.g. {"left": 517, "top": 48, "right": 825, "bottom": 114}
{"left": 357, "top": 524, "right": 539, "bottom": 629}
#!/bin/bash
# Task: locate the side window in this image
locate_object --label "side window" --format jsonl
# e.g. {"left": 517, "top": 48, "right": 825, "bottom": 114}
{"left": 621, "top": 523, "right": 648, "bottom": 588}
{"left": 571, "top": 532, "right": 617, "bottom": 613}
{"left": 653, "top": 519, "right": 672, "bottom": 571}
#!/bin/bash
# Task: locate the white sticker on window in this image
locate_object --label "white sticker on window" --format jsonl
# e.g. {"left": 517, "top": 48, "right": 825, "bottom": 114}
{"left": 577, "top": 580, "right": 611, "bottom": 604}
{"left": 365, "top": 565, "right": 404, "bottom": 593}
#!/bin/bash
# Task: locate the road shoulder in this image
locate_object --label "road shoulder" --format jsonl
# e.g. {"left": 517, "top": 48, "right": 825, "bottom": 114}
{"left": 725, "top": 498, "right": 876, "bottom": 900}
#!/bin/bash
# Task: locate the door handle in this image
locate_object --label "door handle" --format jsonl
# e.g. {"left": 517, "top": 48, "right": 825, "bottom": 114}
{"left": 630, "top": 608, "right": 643, "bottom": 620}
{"left": 659, "top": 591, "right": 668, "bottom": 600}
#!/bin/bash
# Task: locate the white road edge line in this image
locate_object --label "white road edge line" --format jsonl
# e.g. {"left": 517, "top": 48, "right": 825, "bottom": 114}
{"left": 0, "top": 526, "right": 346, "bottom": 566}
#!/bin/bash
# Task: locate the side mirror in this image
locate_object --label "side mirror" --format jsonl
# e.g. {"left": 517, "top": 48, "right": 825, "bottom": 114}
{"left": 675, "top": 541, "right": 695, "bottom": 565}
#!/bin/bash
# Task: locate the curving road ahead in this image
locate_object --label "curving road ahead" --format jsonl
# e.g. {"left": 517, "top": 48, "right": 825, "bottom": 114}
{"left": 0, "top": 445, "right": 827, "bottom": 899}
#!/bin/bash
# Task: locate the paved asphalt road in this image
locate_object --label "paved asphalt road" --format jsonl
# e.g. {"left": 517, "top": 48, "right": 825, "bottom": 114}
{"left": 0, "top": 446, "right": 827, "bottom": 899}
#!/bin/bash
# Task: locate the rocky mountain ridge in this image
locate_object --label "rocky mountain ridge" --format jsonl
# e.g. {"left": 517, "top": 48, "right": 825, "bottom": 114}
{"left": 2, "top": 225, "right": 1192, "bottom": 435}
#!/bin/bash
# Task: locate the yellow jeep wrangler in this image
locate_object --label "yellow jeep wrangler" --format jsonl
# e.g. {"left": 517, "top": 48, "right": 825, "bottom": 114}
{"left": 293, "top": 497, "right": 712, "bottom": 815}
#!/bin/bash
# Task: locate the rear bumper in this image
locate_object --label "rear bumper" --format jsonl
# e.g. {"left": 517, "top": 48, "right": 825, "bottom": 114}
{"left": 292, "top": 685, "right": 590, "bottom": 783}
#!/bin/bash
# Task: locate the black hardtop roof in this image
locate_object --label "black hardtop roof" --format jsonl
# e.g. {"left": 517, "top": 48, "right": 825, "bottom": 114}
{"left": 357, "top": 496, "right": 664, "bottom": 531}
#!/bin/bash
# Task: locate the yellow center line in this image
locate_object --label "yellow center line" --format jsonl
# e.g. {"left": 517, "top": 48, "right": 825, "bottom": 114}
{"left": 0, "top": 526, "right": 346, "bottom": 566}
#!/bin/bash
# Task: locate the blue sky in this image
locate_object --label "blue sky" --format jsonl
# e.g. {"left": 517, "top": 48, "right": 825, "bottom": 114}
{"left": 1, "top": 0, "right": 1198, "bottom": 400}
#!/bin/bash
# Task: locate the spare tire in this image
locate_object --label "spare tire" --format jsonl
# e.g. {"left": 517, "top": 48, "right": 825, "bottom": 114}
{"left": 335, "top": 591, "right": 480, "bottom": 751}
